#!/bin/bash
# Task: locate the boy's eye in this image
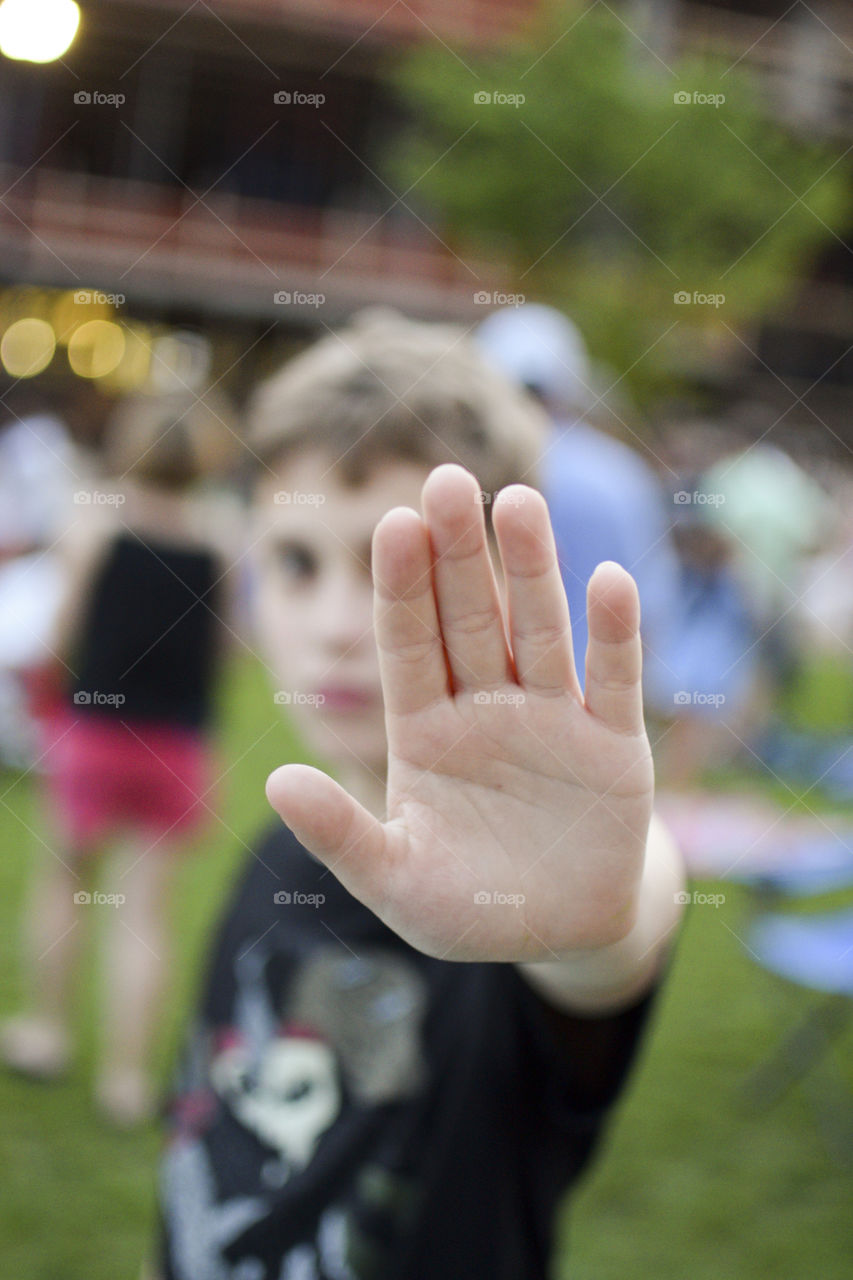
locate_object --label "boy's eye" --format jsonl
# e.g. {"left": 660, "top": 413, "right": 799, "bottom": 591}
{"left": 273, "top": 542, "right": 317, "bottom": 581}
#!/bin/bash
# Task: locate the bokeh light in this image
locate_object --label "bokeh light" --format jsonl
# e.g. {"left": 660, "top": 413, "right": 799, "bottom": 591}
{"left": 149, "top": 330, "right": 213, "bottom": 393}
{"left": 67, "top": 320, "right": 126, "bottom": 378}
{"left": 0, "top": 317, "right": 56, "bottom": 377}
{"left": 0, "top": 0, "right": 80, "bottom": 64}
{"left": 100, "top": 324, "right": 153, "bottom": 391}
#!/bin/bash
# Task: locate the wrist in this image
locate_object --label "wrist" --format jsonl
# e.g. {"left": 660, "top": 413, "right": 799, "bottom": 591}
{"left": 517, "top": 813, "right": 685, "bottom": 1014}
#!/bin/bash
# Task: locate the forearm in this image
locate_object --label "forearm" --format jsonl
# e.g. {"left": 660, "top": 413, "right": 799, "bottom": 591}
{"left": 516, "top": 813, "right": 685, "bottom": 1015}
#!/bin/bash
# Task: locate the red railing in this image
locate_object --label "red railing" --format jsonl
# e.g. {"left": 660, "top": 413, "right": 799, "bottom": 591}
{"left": 0, "top": 167, "right": 499, "bottom": 317}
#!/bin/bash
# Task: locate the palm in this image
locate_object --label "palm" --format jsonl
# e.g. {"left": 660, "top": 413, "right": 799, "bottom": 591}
{"left": 268, "top": 465, "right": 654, "bottom": 963}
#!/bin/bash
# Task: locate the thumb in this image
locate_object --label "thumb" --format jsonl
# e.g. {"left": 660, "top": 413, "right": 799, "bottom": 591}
{"left": 265, "top": 763, "right": 392, "bottom": 905}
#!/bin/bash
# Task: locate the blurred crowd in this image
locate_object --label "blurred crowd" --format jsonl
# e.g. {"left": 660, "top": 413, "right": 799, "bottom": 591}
{"left": 1, "top": 303, "right": 851, "bottom": 799}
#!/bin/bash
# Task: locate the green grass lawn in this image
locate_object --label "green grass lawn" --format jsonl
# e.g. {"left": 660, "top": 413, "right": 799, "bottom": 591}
{"left": 1, "top": 656, "right": 852, "bottom": 1278}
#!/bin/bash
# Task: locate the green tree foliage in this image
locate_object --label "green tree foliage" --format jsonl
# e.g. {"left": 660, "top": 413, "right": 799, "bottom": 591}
{"left": 384, "top": 2, "right": 851, "bottom": 406}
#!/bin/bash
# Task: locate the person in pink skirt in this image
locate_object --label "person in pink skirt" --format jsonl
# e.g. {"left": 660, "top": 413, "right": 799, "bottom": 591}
{"left": 0, "top": 392, "right": 239, "bottom": 1125}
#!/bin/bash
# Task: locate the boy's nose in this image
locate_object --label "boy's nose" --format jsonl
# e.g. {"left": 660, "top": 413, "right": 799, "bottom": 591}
{"left": 318, "top": 575, "right": 374, "bottom": 654}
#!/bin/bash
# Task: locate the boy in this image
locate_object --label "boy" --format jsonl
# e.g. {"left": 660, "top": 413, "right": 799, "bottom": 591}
{"left": 153, "top": 309, "right": 684, "bottom": 1279}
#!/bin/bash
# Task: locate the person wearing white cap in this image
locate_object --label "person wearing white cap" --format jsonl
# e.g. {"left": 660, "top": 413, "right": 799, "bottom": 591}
{"left": 476, "top": 303, "right": 683, "bottom": 712}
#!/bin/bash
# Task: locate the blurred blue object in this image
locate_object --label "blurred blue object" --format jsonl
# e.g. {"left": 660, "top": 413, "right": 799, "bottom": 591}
{"left": 663, "top": 563, "right": 759, "bottom": 717}
{"left": 733, "top": 833, "right": 853, "bottom": 896}
{"left": 749, "top": 908, "right": 853, "bottom": 995}
{"left": 739, "top": 857, "right": 853, "bottom": 1162}
{"left": 754, "top": 723, "right": 853, "bottom": 801}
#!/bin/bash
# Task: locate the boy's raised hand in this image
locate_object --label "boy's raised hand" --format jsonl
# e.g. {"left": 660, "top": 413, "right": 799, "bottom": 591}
{"left": 267, "top": 464, "right": 655, "bottom": 963}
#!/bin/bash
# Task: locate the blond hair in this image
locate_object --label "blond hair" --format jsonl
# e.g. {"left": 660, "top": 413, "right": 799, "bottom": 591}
{"left": 247, "top": 309, "right": 548, "bottom": 497}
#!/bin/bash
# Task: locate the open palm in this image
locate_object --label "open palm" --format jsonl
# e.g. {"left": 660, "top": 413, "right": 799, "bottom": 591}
{"left": 267, "top": 464, "right": 654, "bottom": 963}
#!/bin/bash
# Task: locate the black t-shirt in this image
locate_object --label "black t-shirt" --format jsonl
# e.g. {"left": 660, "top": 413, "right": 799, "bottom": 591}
{"left": 158, "top": 823, "right": 657, "bottom": 1280}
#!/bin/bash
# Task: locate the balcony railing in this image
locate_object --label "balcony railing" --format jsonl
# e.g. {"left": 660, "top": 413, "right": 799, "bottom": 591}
{"left": 674, "top": 1, "right": 853, "bottom": 135}
{"left": 0, "top": 166, "right": 499, "bottom": 319}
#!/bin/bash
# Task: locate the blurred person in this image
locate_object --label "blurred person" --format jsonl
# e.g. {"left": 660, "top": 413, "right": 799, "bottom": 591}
{"left": 0, "top": 393, "right": 79, "bottom": 767}
{"left": 757, "top": 469, "right": 853, "bottom": 800}
{"left": 651, "top": 485, "right": 766, "bottom": 788}
{"left": 791, "top": 471, "right": 853, "bottom": 660}
{"left": 0, "top": 391, "right": 77, "bottom": 558}
{"left": 0, "top": 392, "right": 239, "bottom": 1126}
{"left": 699, "top": 441, "right": 833, "bottom": 683}
{"left": 147, "top": 310, "right": 684, "bottom": 1280}
{"left": 475, "top": 303, "right": 685, "bottom": 718}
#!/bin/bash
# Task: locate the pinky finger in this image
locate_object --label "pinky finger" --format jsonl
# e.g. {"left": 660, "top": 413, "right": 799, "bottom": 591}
{"left": 583, "top": 562, "right": 645, "bottom": 735}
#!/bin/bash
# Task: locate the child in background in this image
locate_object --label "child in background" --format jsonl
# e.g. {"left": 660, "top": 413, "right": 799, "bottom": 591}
{"left": 150, "top": 311, "right": 684, "bottom": 1280}
{"left": 0, "top": 393, "right": 238, "bottom": 1126}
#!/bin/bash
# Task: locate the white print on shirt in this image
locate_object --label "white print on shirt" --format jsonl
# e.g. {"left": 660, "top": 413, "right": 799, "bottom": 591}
{"left": 163, "top": 944, "right": 430, "bottom": 1279}
{"left": 211, "top": 1033, "right": 340, "bottom": 1169}
{"left": 163, "top": 1137, "right": 267, "bottom": 1280}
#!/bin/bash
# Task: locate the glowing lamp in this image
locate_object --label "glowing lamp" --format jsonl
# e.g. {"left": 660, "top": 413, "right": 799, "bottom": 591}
{"left": 0, "top": 0, "right": 81, "bottom": 64}
{"left": 0, "top": 317, "right": 56, "bottom": 377}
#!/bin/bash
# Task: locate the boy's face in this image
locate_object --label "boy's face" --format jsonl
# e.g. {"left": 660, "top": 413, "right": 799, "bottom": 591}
{"left": 252, "top": 450, "right": 432, "bottom": 774}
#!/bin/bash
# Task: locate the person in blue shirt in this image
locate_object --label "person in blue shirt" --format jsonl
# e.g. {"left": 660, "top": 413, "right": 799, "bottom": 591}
{"left": 476, "top": 304, "right": 684, "bottom": 715}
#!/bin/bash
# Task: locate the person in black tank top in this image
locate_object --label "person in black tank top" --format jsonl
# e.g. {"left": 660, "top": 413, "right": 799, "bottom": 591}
{"left": 1, "top": 392, "right": 240, "bottom": 1129}
{"left": 71, "top": 532, "right": 222, "bottom": 731}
